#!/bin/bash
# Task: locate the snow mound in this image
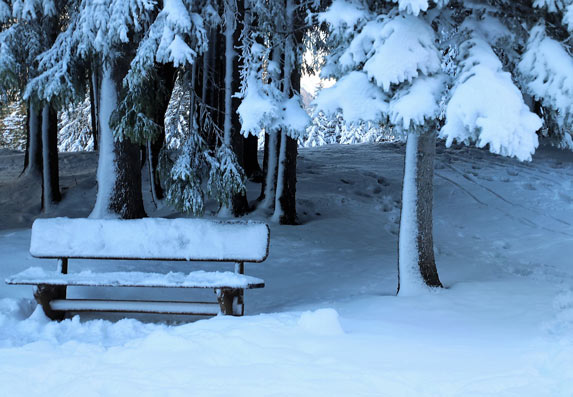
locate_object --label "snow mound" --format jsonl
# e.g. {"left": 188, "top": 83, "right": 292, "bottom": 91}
{"left": 297, "top": 308, "right": 345, "bottom": 336}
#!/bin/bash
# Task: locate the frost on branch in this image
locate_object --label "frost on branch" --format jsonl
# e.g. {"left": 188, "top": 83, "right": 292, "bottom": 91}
{"left": 440, "top": 34, "right": 542, "bottom": 161}
{"left": 518, "top": 24, "right": 573, "bottom": 149}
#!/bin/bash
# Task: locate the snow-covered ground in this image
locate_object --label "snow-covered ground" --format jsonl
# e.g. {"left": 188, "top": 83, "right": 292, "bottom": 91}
{"left": 1, "top": 143, "right": 572, "bottom": 396}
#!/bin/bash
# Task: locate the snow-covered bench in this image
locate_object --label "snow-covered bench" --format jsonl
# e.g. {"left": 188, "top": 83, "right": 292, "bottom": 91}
{"left": 6, "top": 218, "right": 269, "bottom": 320}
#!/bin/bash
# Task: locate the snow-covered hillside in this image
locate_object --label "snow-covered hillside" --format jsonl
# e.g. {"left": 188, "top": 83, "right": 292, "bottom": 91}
{"left": 1, "top": 142, "right": 573, "bottom": 396}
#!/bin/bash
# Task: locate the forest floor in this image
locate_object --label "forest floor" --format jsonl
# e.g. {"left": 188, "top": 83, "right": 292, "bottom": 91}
{"left": 1, "top": 142, "right": 572, "bottom": 396}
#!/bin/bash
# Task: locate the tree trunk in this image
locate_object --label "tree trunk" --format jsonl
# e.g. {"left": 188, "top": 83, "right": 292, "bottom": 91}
{"left": 23, "top": 101, "right": 43, "bottom": 180}
{"left": 232, "top": 0, "right": 249, "bottom": 215}
{"left": 260, "top": 131, "right": 279, "bottom": 209}
{"left": 225, "top": 0, "right": 249, "bottom": 216}
{"left": 90, "top": 64, "right": 146, "bottom": 219}
{"left": 244, "top": 134, "right": 262, "bottom": 181}
{"left": 277, "top": 135, "right": 297, "bottom": 224}
{"left": 397, "top": 131, "right": 442, "bottom": 296}
{"left": 240, "top": 0, "right": 262, "bottom": 183}
{"left": 272, "top": 0, "right": 299, "bottom": 225}
{"left": 41, "top": 104, "right": 61, "bottom": 211}
{"left": 22, "top": 105, "right": 30, "bottom": 174}
{"left": 89, "top": 65, "right": 100, "bottom": 151}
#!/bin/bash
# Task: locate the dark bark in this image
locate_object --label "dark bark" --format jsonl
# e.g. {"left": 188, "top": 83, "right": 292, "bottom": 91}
{"left": 278, "top": 135, "right": 298, "bottom": 224}
{"left": 110, "top": 138, "right": 146, "bottom": 218}
{"left": 22, "top": 104, "right": 30, "bottom": 174}
{"left": 244, "top": 134, "right": 262, "bottom": 181}
{"left": 148, "top": 64, "right": 177, "bottom": 201}
{"left": 258, "top": 132, "right": 270, "bottom": 202}
{"left": 23, "top": 101, "right": 43, "bottom": 180}
{"left": 258, "top": 132, "right": 279, "bottom": 205}
{"left": 41, "top": 104, "right": 61, "bottom": 208}
{"left": 415, "top": 132, "right": 441, "bottom": 287}
{"left": 230, "top": 0, "right": 249, "bottom": 216}
{"left": 275, "top": 0, "right": 302, "bottom": 225}
{"left": 89, "top": 65, "right": 100, "bottom": 151}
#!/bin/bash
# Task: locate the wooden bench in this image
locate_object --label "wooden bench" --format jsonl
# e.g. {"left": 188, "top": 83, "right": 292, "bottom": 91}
{"left": 6, "top": 218, "right": 269, "bottom": 320}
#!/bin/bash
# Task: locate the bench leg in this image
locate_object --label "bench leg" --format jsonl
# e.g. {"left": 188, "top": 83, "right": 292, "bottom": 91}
{"left": 35, "top": 258, "right": 68, "bottom": 321}
{"left": 34, "top": 284, "right": 67, "bottom": 321}
{"left": 216, "top": 288, "right": 244, "bottom": 316}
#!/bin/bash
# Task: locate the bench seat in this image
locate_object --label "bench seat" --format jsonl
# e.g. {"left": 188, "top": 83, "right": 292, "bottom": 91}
{"left": 6, "top": 267, "right": 265, "bottom": 289}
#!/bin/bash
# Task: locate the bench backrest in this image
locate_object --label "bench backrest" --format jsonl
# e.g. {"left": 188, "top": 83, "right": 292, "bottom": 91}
{"left": 30, "top": 218, "right": 270, "bottom": 262}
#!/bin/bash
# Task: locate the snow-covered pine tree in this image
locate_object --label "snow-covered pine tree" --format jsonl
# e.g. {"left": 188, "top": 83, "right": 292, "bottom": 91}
{"left": 314, "top": 0, "right": 549, "bottom": 295}
{"left": 26, "top": 0, "right": 165, "bottom": 218}
{"left": 149, "top": 0, "right": 251, "bottom": 216}
{"left": 237, "top": 0, "right": 309, "bottom": 224}
{"left": 517, "top": 2, "right": 573, "bottom": 149}
{"left": 0, "top": 0, "right": 63, "bottom": 211}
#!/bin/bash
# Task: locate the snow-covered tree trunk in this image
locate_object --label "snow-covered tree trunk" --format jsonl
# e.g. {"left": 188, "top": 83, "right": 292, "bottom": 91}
{"left": 260, "top": 131, "right": 279, "bottom": 208}
{"left": 41, "top": 104, "right": 60, "bottom": 210}
{"left": 91, "top": 64, "right": 146, "bottom": 219}
{"left": 272, "top": 0, "right": 299, "bottom": 225}
{"left": 397, "top": 131, "right": 442, "bottom": 295}
{"left": 89, "top": 65, "right": 100, "bottom": 151}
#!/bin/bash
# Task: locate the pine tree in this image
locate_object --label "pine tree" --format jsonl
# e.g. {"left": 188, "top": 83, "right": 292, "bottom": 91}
{"left": 0, "top": 0, "right": 64, "bottom": 211}
{"left": 237, "top": 0, "right": 309, "bottom": 224}
{"left": 313, "top": 0, "right": 562, "bottom": 295}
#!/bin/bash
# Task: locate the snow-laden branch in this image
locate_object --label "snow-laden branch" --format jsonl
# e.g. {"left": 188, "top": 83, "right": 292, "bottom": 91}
{"left": 441, "top": 34, "right": 542, "bottom": 161}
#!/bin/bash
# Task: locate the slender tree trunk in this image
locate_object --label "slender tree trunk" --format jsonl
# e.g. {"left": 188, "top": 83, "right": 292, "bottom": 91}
{"left": 41, "top": 104, "right": 61, "bottom": 211}
{"left": 23, "top": 101, "right": 43, "bottom": 180}
{"left": 261, "top": 131, "right": 279, "bottom": 209}
{"left": 22, "top": 104, "right": 30, "bottom": 174}
{"left": 259, "top": 42, "right": 283, "bottom": 209}
{"left": 244, "top": 134, "right": 262, "bottom": 181}
{"left": 397, "top": 131, "right": 442, "bottom": 296}
{"left": 89, "top": 65, "right": 100, "bottom": 151}
{"left": 258, "top": 132, "right": 270, "bottom": 202}
{"left": 240, "top": 0, "right": 262, "bottom": 183}
{"left": 272, "top": 0, "right": 299, "bottom": 224}
{"left": 223, "top": 0, "right": 249, "bottom": 216}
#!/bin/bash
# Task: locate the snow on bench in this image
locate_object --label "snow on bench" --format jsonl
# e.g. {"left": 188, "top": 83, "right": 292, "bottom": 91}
{"left": 30, "top": 218, "right": 269, "bottom": 261}
{"left": 7, "top": 217, "right": 270, "bottom": 320}
{"left": 6, "top": 268, "right": 265, "bottom": 289}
